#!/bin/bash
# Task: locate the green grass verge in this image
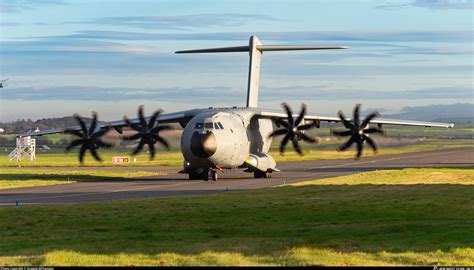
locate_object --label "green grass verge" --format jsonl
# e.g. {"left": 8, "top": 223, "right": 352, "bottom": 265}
{"left": 0, "top": 167, "right": 472, "bottom": 266}
{"left": 0, "top": 169, "right": 164, "bottom": 190}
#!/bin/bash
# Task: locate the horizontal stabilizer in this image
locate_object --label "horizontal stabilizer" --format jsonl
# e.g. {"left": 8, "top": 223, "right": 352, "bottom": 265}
{"left": 258, "top": 45, "right": 348, "bottom": 51}
{"left": 175, "top": 46, "right": 249, "bottom": 54}
{"left": 175, "top": 45, "right": 348, "bottom": 54}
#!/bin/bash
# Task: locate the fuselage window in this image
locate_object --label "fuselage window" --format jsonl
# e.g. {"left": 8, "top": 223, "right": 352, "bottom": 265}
{"left": 218, "top": 122, "right": 224, "bottom": 129}
{"left": 195, "top": 123, "right": 203, "bottom": 129}
{"left": 204, "top": 122, "right": 213, "bottom": 129}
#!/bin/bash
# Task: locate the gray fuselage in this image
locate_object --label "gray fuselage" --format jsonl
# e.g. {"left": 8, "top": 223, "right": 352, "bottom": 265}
{"left": 180, "top": 107, "right": 274, "bottom": 171}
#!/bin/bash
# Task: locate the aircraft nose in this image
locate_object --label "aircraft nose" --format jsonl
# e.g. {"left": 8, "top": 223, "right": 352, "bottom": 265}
{"left": 190, "top": 131, "right": 217, "bottom": 158}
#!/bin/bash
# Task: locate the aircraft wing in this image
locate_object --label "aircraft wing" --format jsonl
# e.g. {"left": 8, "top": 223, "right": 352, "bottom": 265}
{"left": 258, "top": 109, "right": 454, "bottom": 128}
{"left": 16, "top": 109, "right": 201, "bottom": 137}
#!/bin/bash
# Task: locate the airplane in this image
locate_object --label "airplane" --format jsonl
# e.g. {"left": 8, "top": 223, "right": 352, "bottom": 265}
{"left": 18, "top": 36, "right": 454, "bottom": 181}
{"left": 0, "top": 79, "right": 8, "bottom": 88}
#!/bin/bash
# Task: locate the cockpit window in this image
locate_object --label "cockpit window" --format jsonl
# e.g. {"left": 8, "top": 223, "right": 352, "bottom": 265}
{"left": 195, "top": 122, "right": 222, "bottom": 130}
{"left": 194, "top": 123, "right": 203, "bottom": 129}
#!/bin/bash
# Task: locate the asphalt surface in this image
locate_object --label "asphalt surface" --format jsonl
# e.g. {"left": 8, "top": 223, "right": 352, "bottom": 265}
{"left": 1, "top": 147, "right": 473, "bottom": 206}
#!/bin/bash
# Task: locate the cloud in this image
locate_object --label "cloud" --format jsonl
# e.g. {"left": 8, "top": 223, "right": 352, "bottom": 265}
{"left": 1, "top": 31, "right": 471, "bottom": 77}
{"left": 54, "top": 30, "right": 473, "bottom": 43}
{"left": 1, "top": 38, "right": 155, "bottom": 54}
{"left": 0, "top": 0, "right": 66, "bottom": 13}
{"left": 260, "top": 86, "right": 473, "bottom": 100}
{"left": 2, "top": 86, "right": 471, "bottom": 102}
{"left": 0, "top": 22, "right": 22, "bottom": 27}
{"left": 68, "top": 13, "right": 280, "bottom": 31}
{"left": 377, "top": 0, "right": 473, "bottom": 10}
{"left": 0, "top": 86, "right": 239, "bottom": 103}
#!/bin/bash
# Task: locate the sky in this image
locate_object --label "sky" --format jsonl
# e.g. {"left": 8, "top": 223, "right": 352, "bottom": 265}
{"left": 0, "top": 0, "right": 473, "bottom": 121}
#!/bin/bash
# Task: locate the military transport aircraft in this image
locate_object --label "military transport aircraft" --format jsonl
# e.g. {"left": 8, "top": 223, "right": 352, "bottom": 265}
{"left": 18, "top": 36, "right": 453, "bottom": 181}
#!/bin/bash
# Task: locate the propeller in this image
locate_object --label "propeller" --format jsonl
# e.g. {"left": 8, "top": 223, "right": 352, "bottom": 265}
{"left": 64, "top": 112, "right": 113, "bottom": 163}
{"left": 331, "top": 104, "right": 385, "bottom": 159}
{"left": 123, "top": 105, "right": 172, "bottom": 160}
{"left": 268, "top": 103, "right": 319, "bottom": 155}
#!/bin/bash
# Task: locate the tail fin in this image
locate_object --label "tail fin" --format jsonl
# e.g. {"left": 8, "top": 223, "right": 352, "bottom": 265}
{"left": 176, "top": 36, "right": 348, "bottom": 108}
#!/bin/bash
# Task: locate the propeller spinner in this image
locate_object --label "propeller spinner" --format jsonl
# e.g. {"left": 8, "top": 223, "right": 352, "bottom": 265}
{"left": 331, "top": 104, "right": 385, "bottom": 159}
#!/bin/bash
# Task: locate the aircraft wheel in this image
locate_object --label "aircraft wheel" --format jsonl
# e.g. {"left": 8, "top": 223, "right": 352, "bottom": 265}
{"left": 189, "top": 168, "right": 209, "bottom": 181}
{"left": 211, "top": 171, "right": 218, "bottom": 181}
{"left": 254, "top": 170, "right": 271, "bottom": 178}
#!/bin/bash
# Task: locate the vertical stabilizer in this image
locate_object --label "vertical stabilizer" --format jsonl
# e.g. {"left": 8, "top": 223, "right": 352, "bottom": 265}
{"left": 246, "top": 36, "right": 262, "bottom": 108}
{"left": 175, "top": 36, "right": 348, "bottom": 108}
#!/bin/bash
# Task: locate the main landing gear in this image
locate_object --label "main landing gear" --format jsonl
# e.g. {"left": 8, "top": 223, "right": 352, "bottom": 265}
{"left": 254, "top": 170, "right": 272, "bottom": 178}
{"left": 189, "top": 168, "right": 218, "bottom": 181}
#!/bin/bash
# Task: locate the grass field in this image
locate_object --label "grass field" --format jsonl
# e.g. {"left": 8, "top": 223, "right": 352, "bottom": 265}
{"left": 0, "top": 169, "right": 164, "bottom": 190}
{"left": 0, "top": 167, "right": 472, "bottom": 266}
{"left": 1, "top": 138, "right": 472, "bottom": 167}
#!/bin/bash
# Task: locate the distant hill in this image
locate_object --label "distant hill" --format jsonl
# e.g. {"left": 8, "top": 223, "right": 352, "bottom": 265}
{"left": 0, "top": 116, "right": 92, "bottom": 134}
{"left": 384, "top": 103, "right": 473, "bottom": 123}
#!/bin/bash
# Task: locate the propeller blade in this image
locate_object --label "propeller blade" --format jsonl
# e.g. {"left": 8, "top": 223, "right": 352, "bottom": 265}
{"left": 279, "top": 133, "right": 292, "bottom": 154}
{"left": 361, "top": 112, "right": 380, "bottom": 129}
{"left": 292, "top": 137, "right": 303, "bottom": 155}
{"left": 268, "top": 128, "right": 288, "bottom": 137}
{"left": 65, "top": 139, "right": 83, "bottom": 152}
{"left": 294, "top": 103, "right": 307, "bottom": 126}
{"left": 92, "top": 127, "right": 110, "bottom": 138}
{"left": 338, "top": 136, "right": 355, "bottom": 151}
{"left": 356, "top": 140, "right": 363, "bottom": 159}
{"left": 297, "top": 131, "right": 316, "bottom": 143}
{"left": 338, "top": 111, "right": 353, "bottom": 129}
{"left": 79, "top": 144, "right": 87, "bottom": 163}
{"left": 363, "top": 135, "right": 378, "bottom": 153}
{"left": 148, "top": 142, "right": 156, "bottom": 160}
{"left": 282, "top": 102, "right": 294, "bottom": 126}
{"left": 148, "top": 109, "right": 163, "bottom": 129}
{"left": 275, "top": 118, "right": 289, "bottom": 129}
{"left": 123, "top": 116, "right": 142, "bottom": 132}
{"left": 74, "top": 114, "right": 88, "bottom": 135}
{"left": 153, "top": 135, "right": 170, "bottom": 150}
{"left": 353, "top": 104, "right": 361, "bottom": 127}
{"left": 88, "top": 144, "right": 102, "bottom": 162}
{"left": 132, "top": 139, "right": 146, "bottom": 155}
{"left": 138, "top": 105, "right": 147, "bottom": 130}
{"left": 89, "top": 112, "right": 98, "bottom": 136}
{"left": 297, "top": 122, "right": 317, "bottom": 131}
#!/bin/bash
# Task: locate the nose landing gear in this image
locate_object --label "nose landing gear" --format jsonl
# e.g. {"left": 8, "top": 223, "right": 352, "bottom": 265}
{"left": 211, "top": 170, "right": 218, "bottom": 181}
{"left": 188, "top": 167, "right": 218, "bottom": 181}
